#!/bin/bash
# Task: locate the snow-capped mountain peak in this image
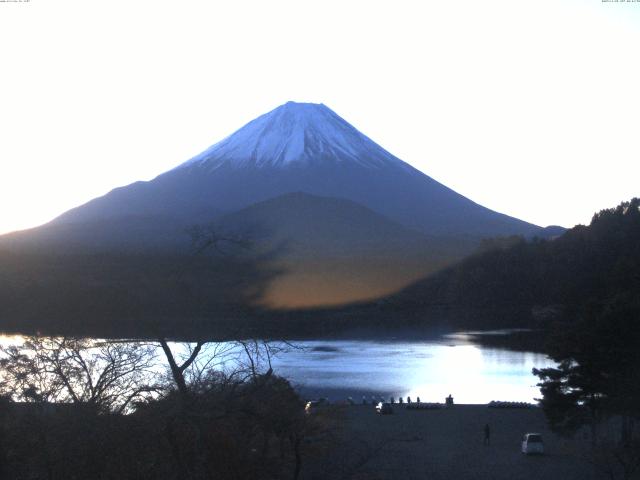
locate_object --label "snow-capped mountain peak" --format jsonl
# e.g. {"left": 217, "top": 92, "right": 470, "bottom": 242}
{"left": 44, "top": 101, "right": 540, "bottom": 242}
{"left": 178, "top": 101, "right": 406, "bottom": 170}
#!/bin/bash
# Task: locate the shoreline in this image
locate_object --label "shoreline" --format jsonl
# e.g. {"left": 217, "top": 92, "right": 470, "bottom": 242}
{"left": 303, "top": 403, "right": 595, "bottom": 479}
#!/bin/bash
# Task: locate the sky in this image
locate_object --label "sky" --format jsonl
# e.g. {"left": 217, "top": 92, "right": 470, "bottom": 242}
{"left": 0, "top": 0, "right": 639, "bottom": 235}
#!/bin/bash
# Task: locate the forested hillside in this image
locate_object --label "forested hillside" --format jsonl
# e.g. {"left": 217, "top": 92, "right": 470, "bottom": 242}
{"left": 1, "top": 199, "right": 637, "bottom": 339}
{"left": 383, "top": 198, "right": 640, "bottom": 330}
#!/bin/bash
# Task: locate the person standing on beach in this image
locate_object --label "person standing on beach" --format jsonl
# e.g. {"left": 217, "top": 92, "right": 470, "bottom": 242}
{"left": 484, "top": 424, "right": 490, "bottom": 445}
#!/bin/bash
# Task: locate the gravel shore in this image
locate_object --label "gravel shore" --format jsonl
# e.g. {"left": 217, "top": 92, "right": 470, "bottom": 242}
{"left": 303, "top": 404, "right": 596, "bottom": 480}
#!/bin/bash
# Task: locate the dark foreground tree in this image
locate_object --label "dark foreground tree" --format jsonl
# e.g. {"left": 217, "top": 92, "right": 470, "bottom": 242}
{"left": 0, "top": 336, "right": 326, "bottom": 480}
{"left": 534, "top": 295, "right": 640, "bottom": 479}
{"left": 533, "top": 200, "right": 640, "bottom": 479}
{"left": 0, "top": 336, "right": 158, "bottom": 413}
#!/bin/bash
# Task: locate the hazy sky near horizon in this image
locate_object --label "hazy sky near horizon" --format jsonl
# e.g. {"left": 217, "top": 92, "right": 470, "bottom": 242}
{"left": 1, "top": 0, "right": 639, "bottom": 235}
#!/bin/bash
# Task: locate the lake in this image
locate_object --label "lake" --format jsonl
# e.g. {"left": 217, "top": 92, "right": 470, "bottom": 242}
{"left": 0, "top": 331, "right": 555, "bottom": 405}
{"left": 269, "top": 333, "right": 555, "bottom": 404}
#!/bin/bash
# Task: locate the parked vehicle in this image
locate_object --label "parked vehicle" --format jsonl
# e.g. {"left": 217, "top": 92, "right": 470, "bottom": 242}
{"left": 305, "top": 398, "right": 328, "bottom": 414}
{"left": 521, "top": 433, "right": 544, "bottom": 454}
{"left": 375, "top": 402, "right": 394, "bottom": 414}
{"left": 305, "top": 401, "right": 318, "bottom": 414}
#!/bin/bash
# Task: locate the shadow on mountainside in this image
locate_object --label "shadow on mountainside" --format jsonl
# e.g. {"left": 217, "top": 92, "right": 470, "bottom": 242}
{"left": 0, "top": 243, "right": 289, "bottom": 339}
{"left": 8, "top": 197, "right": 630, "bottom": 341}
{"left": 0, "top": 233, "right": 524, "bottom": 339}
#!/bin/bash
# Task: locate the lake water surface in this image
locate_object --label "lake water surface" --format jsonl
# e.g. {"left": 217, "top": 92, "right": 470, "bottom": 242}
{"left": 270, "top": 333, "right": 555, "bottom": 404}
{"left": 0, "top": 332, "right": 555, "bottom": 404}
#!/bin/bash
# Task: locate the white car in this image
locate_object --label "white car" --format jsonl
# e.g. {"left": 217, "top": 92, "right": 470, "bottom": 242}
{"left": 521, "top": 433, "right": 544, "bottom": 455}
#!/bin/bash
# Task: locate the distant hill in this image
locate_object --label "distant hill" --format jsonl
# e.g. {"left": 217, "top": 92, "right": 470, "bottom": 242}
{"left": 0, "top": 249, "right": 281, "bottom": 338}
{"left": 1, "top": 198, "right": 629, "bottom": 339}
{"left": 0, "top": 215, "right": 198, "bottom": 253}
{"left": 367, "top": 198, "right": 640, "bottom": 330}
{"left": 215, "top": 192, "right": 478, "bottom": 307}
{"left": 218, "top": 191, "right": 430, "bottom": 256}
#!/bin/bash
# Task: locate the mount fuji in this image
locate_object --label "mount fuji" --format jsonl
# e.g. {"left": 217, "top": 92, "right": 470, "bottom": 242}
{"left": 23, "top": 101, "right": 540, "bottom": 243}
{"left": 1, "top": 102, "right": 553, "bottom": 309}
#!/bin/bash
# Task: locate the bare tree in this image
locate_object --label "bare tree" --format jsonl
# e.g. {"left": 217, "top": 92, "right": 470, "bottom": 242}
{"left": 0, "top": 336, "right": 159, "bottom": 413}
{"left": 158, "top": 339, "right": 206, "bottom": 397}
{"left": 233, "top": 339, "right": 299, "bottom": 382}
{"left": 157, "top": 338, "right": 296, "bottom": 394}
{"left": 185, "top": 224, "right": 251, "bottom": 256}
{"left": 154, "top": 225, "right": 253, "bottom": 396}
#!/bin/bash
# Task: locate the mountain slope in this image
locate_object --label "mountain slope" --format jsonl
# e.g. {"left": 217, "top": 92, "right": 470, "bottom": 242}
{"left": 0, "top": 101, "right": 549, "bottom": 312}
{"left": 48, "top": 102, "right": 541, "bottom": 240}
{"left": 218, "top": 192, "right": 430, "bottom": 256}
{"left": 214, "top": 192, "right": 477, "bottom": 307}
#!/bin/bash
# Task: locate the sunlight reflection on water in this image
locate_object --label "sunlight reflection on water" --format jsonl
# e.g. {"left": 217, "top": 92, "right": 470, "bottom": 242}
{"left": 0, "top": 332, "right": 554, "bottom": 404}
{"left": 269, "top": 336, "right": 554, "bottom": 404}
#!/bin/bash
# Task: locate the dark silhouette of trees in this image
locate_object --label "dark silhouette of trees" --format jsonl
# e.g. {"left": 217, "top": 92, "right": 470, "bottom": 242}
{"left": 533, "top": 295, "right": 640, "bottom": 480}
{"left": 159, "top": 339, "right": 205, "bottom": 397}
{"left": 526, "top": 199, "right": 640, "bottom": 479}
{"left": 0, "top": 336, "right": 158, "bottom": 413}
{"left": 0, "top": 249, "right": 283, "bottom": 339}
{"left": 383, "top": 198, "right": 640, "bottom": 331}
{"left": 0, "top": 336, "right": 324, "bottom": 480}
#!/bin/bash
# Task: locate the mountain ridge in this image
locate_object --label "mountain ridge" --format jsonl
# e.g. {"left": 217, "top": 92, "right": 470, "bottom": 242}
{"left": 213, "top": 191, "right": 478, "bottom": 307}
{"left": 176, "top": 102, "right": 410, "bottom": 171}
{"left": 0, "top": 101, "right": 555, "bottom": 307}
{"left": 45, "top": 101, "right": 543, "bottom": 238}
